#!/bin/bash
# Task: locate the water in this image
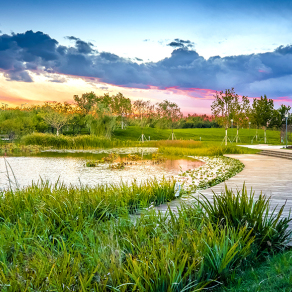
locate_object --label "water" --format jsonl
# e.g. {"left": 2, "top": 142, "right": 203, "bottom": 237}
{"left": 0, "top": 148, "right": 204, "bottom": 190}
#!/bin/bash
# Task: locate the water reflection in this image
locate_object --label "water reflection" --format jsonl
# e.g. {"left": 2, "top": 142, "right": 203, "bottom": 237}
{"left": 0, "top": 153, "right": 204, "bottom": 190}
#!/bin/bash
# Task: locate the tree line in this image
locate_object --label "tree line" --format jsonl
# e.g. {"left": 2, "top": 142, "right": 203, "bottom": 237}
{"left": 0, "top": 92, "right": 218, "bottom": 139}
{"left": 211, "top": 88, "right": 291, "bottom": 144}
{"left": 0, "top": 89, "right": 290, "bottom": 140}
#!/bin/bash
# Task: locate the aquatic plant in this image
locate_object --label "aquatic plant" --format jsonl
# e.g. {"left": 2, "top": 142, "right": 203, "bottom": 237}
{"left": 178, "top": 156, "right": 244, "bottom": 192}
{"left": 110, "top": 161, "right": 126, "bottom": 169}
{"left": 126, "top": 153, "right": 142, "bottom": 161}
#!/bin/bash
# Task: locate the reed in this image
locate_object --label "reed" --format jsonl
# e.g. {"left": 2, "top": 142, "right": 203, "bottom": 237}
{"left": 21, "top": 133, "right": 137, "bottom": 149}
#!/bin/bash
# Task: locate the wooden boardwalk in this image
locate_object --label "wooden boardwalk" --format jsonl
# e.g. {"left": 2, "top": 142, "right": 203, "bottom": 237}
{"left": 156, "top": 154, "right": 292, "bottom": 229}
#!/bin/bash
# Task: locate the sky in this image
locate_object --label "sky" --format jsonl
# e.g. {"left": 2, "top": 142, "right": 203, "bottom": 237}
{"left": 1, "top": 0, "right": 292, "bottom": 114}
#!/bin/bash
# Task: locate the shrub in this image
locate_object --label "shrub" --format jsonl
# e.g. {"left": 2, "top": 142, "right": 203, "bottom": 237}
{"left": 197, "top": 184, "right": 292, "bottom": 254}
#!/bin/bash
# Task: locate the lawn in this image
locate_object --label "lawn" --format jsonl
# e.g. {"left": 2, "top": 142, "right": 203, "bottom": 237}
{"left": 114, "top": 126, "right": 285, "bottom": 145}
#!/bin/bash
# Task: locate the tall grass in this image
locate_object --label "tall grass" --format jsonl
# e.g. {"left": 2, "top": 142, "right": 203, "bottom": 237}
{"left": 159, "top": 145, "right": 260, "bottom": 156}
{"left": 197, "top": 185, "right": 292, "bottom": 254}
{"left": 0, "top": 178, "right": 177, "bottom": 221}
{"left": 0, "top": 183, "right": 290, "bottom": 290}
{"left": 21, "top": 133, "right": 136, "bottom": 149}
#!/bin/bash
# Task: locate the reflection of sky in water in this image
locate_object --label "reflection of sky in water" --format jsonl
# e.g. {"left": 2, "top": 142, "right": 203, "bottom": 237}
{"left": 0, "top": 156, "right": 204, "bottom": 190}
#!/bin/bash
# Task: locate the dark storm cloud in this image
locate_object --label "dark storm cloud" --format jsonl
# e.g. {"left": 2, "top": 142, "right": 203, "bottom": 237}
{"left": 1, "top": 30, "right": 292, "bottom": 99}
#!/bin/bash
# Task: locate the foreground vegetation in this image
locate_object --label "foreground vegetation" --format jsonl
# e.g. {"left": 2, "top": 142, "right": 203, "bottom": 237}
{"left": 0, "top": 182, "right": 290, "bottom": 291}
{"left": 216, "top": 249, "right": 292, "bottom": 292}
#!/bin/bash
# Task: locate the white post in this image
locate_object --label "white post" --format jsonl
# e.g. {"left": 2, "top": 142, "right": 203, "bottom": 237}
{"left": 225, "top": 128, "right": 228, "bottom": 146}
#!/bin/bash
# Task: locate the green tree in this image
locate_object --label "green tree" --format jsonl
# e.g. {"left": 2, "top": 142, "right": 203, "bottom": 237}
{"left": 232, "top": 96, "right": 251, "bottom": 143}
{"left": 111, "top": 93, "right": 132, "bottom": 129}
{"left": 0, "top": 109, "right": 36, "bottom": 139}
{"left": 211, "top": 88, "right": 239, "bottom": 145}
{"left": 156, "top": 100, "right": 182, "bottom": 140}
{"left": 73, "top": 92, "right": 98, "bottom": 114}
{"left": 251, "top": 95, "right": 274, "bottom": 143}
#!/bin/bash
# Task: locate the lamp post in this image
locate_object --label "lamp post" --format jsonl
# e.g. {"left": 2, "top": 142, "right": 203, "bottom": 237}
{"left": 230, "top": 119, "right": 233, "bottom": 143}
{"left": 285, "top": 113, "right": 289, "bottom": 148}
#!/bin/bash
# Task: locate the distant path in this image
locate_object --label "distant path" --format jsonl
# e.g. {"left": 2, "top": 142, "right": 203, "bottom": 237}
{"left": 156, "top": 153, "right": 292, "bottom": 229}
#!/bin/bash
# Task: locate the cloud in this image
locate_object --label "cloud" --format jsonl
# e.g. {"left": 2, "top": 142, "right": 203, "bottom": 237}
{"left": 66, "top": 35, "right": 94, "bottom": 54}
{"left": 167, "top": 39, "right": 195, "bottom": 49}
{"left": 1, "top": 30, "right": 292, "bottom": 101}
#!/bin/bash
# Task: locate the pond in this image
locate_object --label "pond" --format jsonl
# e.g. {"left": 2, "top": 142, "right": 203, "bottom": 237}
{"left": 0, "top": 148, "right": 204, "bottom": 190}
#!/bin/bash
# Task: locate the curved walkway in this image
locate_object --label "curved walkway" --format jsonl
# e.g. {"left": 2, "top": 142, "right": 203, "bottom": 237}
{"left": 156, "top": 154, "right": 292, "bottom": 229}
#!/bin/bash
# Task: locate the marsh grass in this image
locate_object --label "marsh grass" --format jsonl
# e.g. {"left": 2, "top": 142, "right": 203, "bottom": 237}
{"left": 21, "top": 133, "right": 136, "bottom": 149}
{"left": 0, "top": 143, "right": 43, "bottom": 154}
{"left": 0, "top": 182, "right": 290, "bottom": 291}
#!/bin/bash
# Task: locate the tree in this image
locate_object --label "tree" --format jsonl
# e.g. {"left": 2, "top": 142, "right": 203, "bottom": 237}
{"left": 111, "top": 92, "right": 132, "bottom": 129}
{"left": 211, "top": 88, "right": 239, "bottom": 145}
{"left": 42, "top": 111, "right": 70, "bottom": 136}
{"left": 132, "top": 100, "right": 150, "bottom": 122}
{"left": 251, "top": 95, "right": 274, "bottom": 143}
{"left": 0, "top": 109, "right": 36, "bottom": 139}
{"left": 156, "top": 100, "right": 182, "bottom": 140}
{"left": 232, "top": 96, "right": 250, "bottom": 143}
{"left": 73, "top": 92, "right": 97, "bottom": 114}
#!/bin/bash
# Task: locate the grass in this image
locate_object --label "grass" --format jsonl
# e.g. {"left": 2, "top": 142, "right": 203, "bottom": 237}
{"left": 0, "top": 182, "right": 290, "bottom": 291}
{"left": 216, "top": 250, "right": 292, "bottom": 292}
{"left": 114, "top": 126, "right": 286, "bottom": 145}
{"left": 21, "top": 133, "right": 136, "bottom": 149}
{"left": 1, "top": 178, "right": 177, "bottom": 219}
{"left": 18, "top": 132, "right": 261, "bottom": 156}
{"left": 19, "top": 127, "right": 288, "bottom": 151}
{"left": 158, "top": 144, "right": 260, "bottom": 156}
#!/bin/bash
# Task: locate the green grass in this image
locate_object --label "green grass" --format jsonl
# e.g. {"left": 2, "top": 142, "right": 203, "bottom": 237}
{"left": 216, "top": 250, "right": 292, "bottom": 292}
{"left": 159, "top": 145, "right": 259, "bottom": 156}
{"left": 21, "top": 133, "right": 136, "bottom": 149}
{"left": 114, "top": 126, "right": 285, "bottom": 145}
{"left": 1, "top": 178, "right": 177, "bottom": 220}
{"left": 0, "top": 183, "right": 290, "bottom": 291}
{"left": 19, "top": 128, "right": 287, "bottom": 151}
